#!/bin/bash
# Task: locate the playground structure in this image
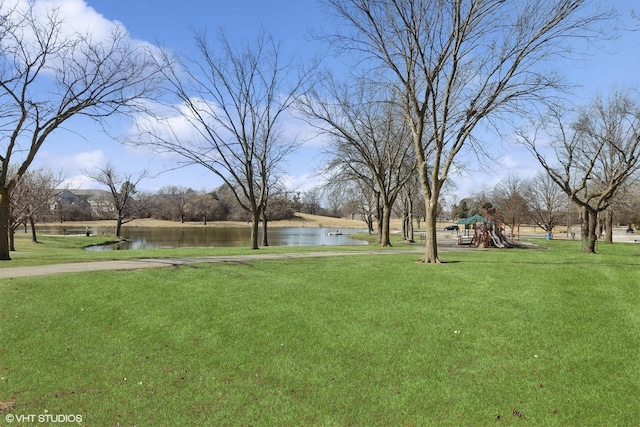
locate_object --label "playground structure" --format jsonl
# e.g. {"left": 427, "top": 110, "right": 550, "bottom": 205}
{"left": 457, "top": 202, "right": 523, "bottom": 248}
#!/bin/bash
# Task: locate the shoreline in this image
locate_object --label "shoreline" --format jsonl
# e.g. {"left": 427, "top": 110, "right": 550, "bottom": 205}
{"left": 38, "top": 213, "right": 373, "bottom": 230}
{"left": 36, "top": 214, "right": 640, "bottom": 242}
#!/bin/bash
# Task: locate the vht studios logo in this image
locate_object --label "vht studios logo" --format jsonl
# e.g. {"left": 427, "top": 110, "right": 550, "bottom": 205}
{"left": 5, "top": 413, "right": 83, "bottom": 423}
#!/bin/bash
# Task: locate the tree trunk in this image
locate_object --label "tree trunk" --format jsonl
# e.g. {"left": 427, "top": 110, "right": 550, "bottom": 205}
{"left": 422, "top": 197, "right": 440, "bottom": 263}
{"left": 29, "top": 216, "right": 38, "bottom": 243}
{"left": 376, "top": 193, "right": 383, "bottom": 244}
{"left": 0, "top": 190, "right": 11, "bottom": 260}
{"left": 365, "top": 214, "right": 374, "bottom": 234}
{"left": 406, "top": 211, "right": 414, "bottom": 243}
{"left": 405, "top": 195, "right": 414, "bottom": 243}
{"left": 9, "top": 227, "right": 15, "bottom": 252}
{"left": 380, "top": 200, "right": 392, "bottom": 247}
{"left": 261, "top": 211, "right": 269, "bottom": 247}
{"left": 402, "top": 211, "right": 407, "bottom": 240}
{"left": 582, "top": 206, "right": 598, "bottom": 254}
{"left": 250, "top": 210, "right": 260, "bottom": 250}
{"left": 580, "top": 207, "right": 589, "bottom": 244}
{"left": 604, "top": 209, "right": 613, "bottom": 244}
{"left": 115, "top": 218, "right": 123, "bottom": 238}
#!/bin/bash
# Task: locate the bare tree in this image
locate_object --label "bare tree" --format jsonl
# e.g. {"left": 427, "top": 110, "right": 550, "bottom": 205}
{"left": 87, "top": 164, "right": 148, "bottom": 237}
{"left": 185, "top": 191, "right": 219, "bottom": 225}
{"left": 132, "top": 29, "right": 312, "bottom": 249}
{"left": 524, "top": 171, "right": 570, "bottom": 236}
{"left": 491, "top": 175, "right": 530, "bottom": 239}
{"left": 263, "top": 194, "right": 295, "bottom": 221}
{"left": 159, "top": 186, "right": 197, "bottom": 223}
{"left": 612, "top": 178, "right": 640, "bottom": 232}
{"left": 260, "top": 180, "right": 290, "bottom": 247}
{"left": 324, "top": 0, "right": 612, "bottom": 263}
{"left": 0, "top": 2, "right": 163, "bottom": 260}
{"left": 328, "top": 179, "right": 377, "bottom": 233}
{"left": 301, "top": 188, "right": 322, "bottom": 215}
{"left": 9, "top": 168, "right": 62, "bottom": 248}
{"left": 600, "top": 170, "right": 640, "bottom": 242}
{"left": 400, "top": 169, "right": 421, "bottom": 242}
{"left": 298, "top": 78, "right": 415, "bottom": 246}
{"left": 519, "top": 93, "right": 640, "bottom": 253}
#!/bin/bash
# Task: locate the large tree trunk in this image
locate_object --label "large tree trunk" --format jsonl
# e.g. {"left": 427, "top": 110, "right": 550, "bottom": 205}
{"left": 0, "top": 190, "right": 11, "bottom": 260}
{"left": 422, "top": 196, "right": 440, "bottom": 263}
{"left": 380, "top": 200, "right": 392, "bottom": 247}
{"left": 582, "top": 206, "right": 598, "bottom": 253}
{"left": 250, "top": 210, "right": 260, "bottom": 250}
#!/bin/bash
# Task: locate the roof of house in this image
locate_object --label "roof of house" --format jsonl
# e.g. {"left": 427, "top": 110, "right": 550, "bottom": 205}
{"left": 54, "top": 189, "right": 111, "bottom": 198}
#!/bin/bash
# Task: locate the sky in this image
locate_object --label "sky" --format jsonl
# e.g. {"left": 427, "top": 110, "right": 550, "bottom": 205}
{"left": 24, "top": 0, "right": 640, "bottom": 207}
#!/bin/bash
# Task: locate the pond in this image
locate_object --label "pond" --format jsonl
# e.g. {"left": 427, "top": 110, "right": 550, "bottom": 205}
{"left": 37, "top": 226, "right": 369, "bottom": 250}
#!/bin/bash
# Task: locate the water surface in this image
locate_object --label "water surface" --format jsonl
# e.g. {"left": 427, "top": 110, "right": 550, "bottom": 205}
{"left": 38, "top": 225, "right": 368, "bottom": 250}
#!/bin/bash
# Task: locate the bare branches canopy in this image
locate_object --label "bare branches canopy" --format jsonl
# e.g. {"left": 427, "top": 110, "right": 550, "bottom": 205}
{"left": 86, "top": 163, "right": 149, "bottom": 237}
{"left": 297, "top": 77, "right": 415, "bottom": 246}
{"left": 0, "top": 0, "right": 165, "bottom": 260}
{"left": 519, "top": 91, "right": 640, "bottom": 253}
{"left": 131, "top": 29, "right": 314, "bottom": 250}
{"left": 323, "top": 0, "right": 614, "bottom": 262}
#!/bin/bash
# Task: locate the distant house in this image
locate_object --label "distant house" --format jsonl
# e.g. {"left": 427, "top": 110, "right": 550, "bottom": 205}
{"left": 52, "top": 189, "right": 113, "bottom": 221}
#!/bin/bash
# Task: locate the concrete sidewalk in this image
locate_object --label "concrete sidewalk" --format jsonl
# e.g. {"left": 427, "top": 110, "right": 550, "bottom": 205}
{"left": 0, "top": 249, "right": 427, "bottom": 279}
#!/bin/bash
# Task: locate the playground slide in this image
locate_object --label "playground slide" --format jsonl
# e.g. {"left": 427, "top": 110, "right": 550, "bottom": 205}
{"left": 488, "top": 229, "right": 504, "bottom": 248}
{"left": 501, "top": 236, "right": 529, "bottom": 249}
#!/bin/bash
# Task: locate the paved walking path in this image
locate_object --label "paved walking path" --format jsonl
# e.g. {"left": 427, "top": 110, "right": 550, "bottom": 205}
{"left": 0, "top": 249, "right": 431, "bottom": 279}
{"left": 4, "top": 230, "right": 634, "bottom": 279}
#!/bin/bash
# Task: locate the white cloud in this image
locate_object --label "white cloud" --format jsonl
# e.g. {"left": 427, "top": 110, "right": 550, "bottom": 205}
{"left": 60, "top": 174, "right": 103, "bottom": 190}
{"left": 129, "top": 97, "right": 229, "bottom": 153}
{"left": 1, "top": 0, "right": 160, "bottom": 69}
{"left": 33, "top": 0, "right": 114, "bottom": 37}
{"left": 39, "top": 149, "right": 107, "bottom": 172}
{"left": 281, "top": 111, "right": 330, "bottom": 148}
{"left": 72, "top": 150, "right": 108, "bottom": 170}
{"left": 1, "top": 0, "right": 116, "bottom": 45}
{"left": 34, "top": 150, "right": 108, "bottom": 189}
{"left": 281, "top": 173, "right": 326, "bottom": 193}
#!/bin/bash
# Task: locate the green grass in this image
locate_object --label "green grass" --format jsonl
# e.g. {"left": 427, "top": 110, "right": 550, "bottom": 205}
{"left": 0, "top": 240, "right": 638, "bottom": 425}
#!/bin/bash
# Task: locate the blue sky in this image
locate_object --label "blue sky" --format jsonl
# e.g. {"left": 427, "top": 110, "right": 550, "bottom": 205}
{"left": 28, "top": 0, "right": 639, "bottom": 206}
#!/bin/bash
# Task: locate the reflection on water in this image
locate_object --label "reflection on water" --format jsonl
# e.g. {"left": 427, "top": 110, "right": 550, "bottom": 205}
{"left": 38, "top": 226, "right": 368, "bottom": 250}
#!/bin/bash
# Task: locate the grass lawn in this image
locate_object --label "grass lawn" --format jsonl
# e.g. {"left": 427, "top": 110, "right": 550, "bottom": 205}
{"left": 0, "top": 240, "right": 638, "bottom": 425}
